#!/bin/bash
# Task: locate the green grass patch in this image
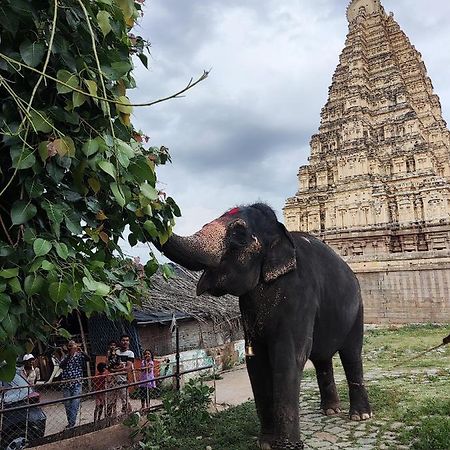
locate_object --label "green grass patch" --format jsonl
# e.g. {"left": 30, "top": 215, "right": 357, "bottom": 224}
{"left": 175, "top": 402, "right": 259, "bottom": 450}
{"left": 401, "top": 416, "right": 450, "bottom": 450}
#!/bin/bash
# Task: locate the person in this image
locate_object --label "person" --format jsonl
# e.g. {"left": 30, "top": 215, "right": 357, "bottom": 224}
{"left": 93, "top": 362, "right": 108, "bottom": 422}
{"left": 59, "top": 340, "right": 90, "bottom": 428}
{"left": 21, "top": 354, "right": 40, "bottom": 384}
{"left": 139, "top": 349, "right": 156, "bottom": 409}
{"left": 105, "top": 340, "right": 120, "bottom": 417}
{"left": 109, "top": 334, "right": 135, "bottom": 414}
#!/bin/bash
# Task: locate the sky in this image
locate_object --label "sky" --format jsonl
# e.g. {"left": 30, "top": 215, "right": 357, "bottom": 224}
{"left": 125, "top": 0, "right": 450, "bottom": 261}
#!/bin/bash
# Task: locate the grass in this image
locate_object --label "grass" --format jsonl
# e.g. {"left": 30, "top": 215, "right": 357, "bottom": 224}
{"left": 173, "top": 402, "right": 259, "bottom": 450}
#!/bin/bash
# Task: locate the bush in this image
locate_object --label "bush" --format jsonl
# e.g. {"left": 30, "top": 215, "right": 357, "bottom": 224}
{"left": 126, "top": 378, "right": 214, "bottom": 449}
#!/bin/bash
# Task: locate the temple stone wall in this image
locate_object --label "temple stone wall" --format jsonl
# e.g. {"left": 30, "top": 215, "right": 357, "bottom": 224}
{"left": 347, "top": 252, "right": 450, "bottom": 323}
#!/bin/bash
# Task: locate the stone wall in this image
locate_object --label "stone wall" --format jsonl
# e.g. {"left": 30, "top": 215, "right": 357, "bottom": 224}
{"left": 348, "top": 251, "right": 450, "bottom": 323}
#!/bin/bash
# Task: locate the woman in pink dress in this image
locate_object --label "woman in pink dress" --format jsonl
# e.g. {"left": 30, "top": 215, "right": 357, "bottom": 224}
{"left": 140, "top": 349, "right": 156, "bottom": 409}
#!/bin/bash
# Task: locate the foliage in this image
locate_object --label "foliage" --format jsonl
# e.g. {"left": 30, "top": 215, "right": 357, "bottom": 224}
{"left": 162, "top": 378, "right": 215, "bottom": 434}
{"left": 0, "top": 0, "right": 192, "bottom": 379}
{"left": 126, "top": 378, "right": 215, "bottom": 449}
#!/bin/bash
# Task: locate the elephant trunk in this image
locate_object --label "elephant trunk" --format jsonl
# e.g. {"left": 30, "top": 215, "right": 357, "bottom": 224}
{"left": 160, "top": 220, "right": 227, "bottom": 271}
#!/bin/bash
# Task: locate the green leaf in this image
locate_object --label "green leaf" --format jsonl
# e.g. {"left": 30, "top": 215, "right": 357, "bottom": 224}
{"left": 2, "top": 313, "right": 18, "bottom": 336}
{"left": 41, "top": 260, "right": 55, "bottom": 271}
{"left": 42, "top": 201, "right": 66, "bottom": 227}
{"left": 116, "top": 96, "right": 132, "bottom": 114}
{"left": 65, "top": 211, "right": 83, "bottom": 234}
{"left": 8, "top": 277, "right": 22, "bottom": 294}
{"left": 25, "top": 178, "right": 44, "bottom": 198}
{"left": 38, "top": 141, "right": 49, "bottom": 161}
{"left": 49, "top": 281, "right": 69, "bottom": 303}
{"left": 98, "top": 160, "right": 116, "bottom": 179}
{"left": 143, "top": 220, "right": 158, "bottom": 237}
{"left": 82, "top": 276, "right": 97, "bottom": 292}
{"left": 97, "top": 10, "right": 112, "bottom": 36}
{"left": 58, "top": 328, "right": 72, "bottom": 339}
{"left": 110, "top": 182, "right": 126, "bottom": 207}
{"left": 116, "top": 139, "right": 133, "bottom": 167}
{"left": 82, "top": 139, "right": 99, "bottom": 157}
{"left": 144, "top": 259, "right": 159, "bottom": 277}
{"left": 33, "top": 238, "right": 52, "bottom": 257}
{"left": 20, "top": 39, "right": 45, "bottom": 67}
{"left": 138, "top": 53, "right": 148, "bottom": 68}
{"left": 30, "top": 110, "right": 53, "bottom": 133}
{"left": 0, "top": 293, "right": 11, "bottom": 321}
{"left": 0, "top": 268, "right": 19, "bottom": 279}
{"left": 54, "top": 242, "right": 69, "bottom": 260}
{"left": 0, "top": 347, "right": 17, "bottom": 382}
{"left": 57, "top": 69, "right": 79, "bottom": 94}
{"left": 24, "top": 274, "right": 45, "bottom": 296}
{"left": 10, "top": 147, "right": 36, "bottom": 170}
{"left": 162, "top": 263, "right": 174, "bottom": 280}
{"left": 129, "top": 159, "right": 155, "bottom": 184}
{"left": 11, "top": 200, "right": 37, "bottom": 225}
{"left": 84, "top": 79, "right": 98, "bottom": 99}
{"left": 72, "top": 91, "right": 87, "bottom": 108}
{"left": 140, "top": 183, "right": 158, "bottom": 201}
{"left": 95, "top": 282, "right": 110, "bottom": 297}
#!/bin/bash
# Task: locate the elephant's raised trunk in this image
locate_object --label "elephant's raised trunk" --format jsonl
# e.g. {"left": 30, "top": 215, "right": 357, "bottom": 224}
{"left": 160, "top": 220, "right": 228, "bottom": 271}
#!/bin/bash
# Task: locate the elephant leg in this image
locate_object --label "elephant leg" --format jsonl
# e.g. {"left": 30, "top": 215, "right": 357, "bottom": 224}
{"left": 311, "top": 358, "right": 341, "bottom": 415}
{"left": 267, "top": 339, "right": 307, "bottom": 448}
{"left": 339, "top": 307, "right": 372, "bottom": 421}
{"left": 246, "top": 343, "right": 275, "bottom": 447}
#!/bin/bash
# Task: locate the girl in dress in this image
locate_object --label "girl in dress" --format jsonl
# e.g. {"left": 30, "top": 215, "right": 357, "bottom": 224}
{"left": 140, "top": 349, "right": 156, "bottom": 409}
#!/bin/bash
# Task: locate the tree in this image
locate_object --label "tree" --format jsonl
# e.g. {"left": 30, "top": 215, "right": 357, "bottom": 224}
{"left": 0, "top": 0, "right": 205, "bottom": 380}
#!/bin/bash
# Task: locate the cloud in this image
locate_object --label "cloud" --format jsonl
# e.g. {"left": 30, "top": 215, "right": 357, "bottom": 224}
{"left": 126, "top": 0, "right": 450, "bottom": 260}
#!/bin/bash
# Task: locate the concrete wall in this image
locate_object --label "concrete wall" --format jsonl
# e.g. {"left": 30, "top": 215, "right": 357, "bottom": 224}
{"left": 348, "top": 252, "right": 450, "bottom": 323}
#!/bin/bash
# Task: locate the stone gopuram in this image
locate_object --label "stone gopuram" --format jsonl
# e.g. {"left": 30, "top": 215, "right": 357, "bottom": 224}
{"left": 284, "top": 0, "right": 450, "bottom": 323}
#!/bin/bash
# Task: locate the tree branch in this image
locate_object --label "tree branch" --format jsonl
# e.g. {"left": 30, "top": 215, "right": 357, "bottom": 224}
{"left": 0, "top": 52, "right": 209, "bottom": 108}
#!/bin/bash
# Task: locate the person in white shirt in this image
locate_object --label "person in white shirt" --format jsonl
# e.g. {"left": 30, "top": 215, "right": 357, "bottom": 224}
{"left": 21, "top": 354, "right": 40, "bottom": 385}
{"left": 109, "top": 334, "right": 135, "bottom": 413}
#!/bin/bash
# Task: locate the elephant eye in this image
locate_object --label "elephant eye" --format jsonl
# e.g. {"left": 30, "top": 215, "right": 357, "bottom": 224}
{"left": 227, "top": 222, "right": 248, "bottom": 248}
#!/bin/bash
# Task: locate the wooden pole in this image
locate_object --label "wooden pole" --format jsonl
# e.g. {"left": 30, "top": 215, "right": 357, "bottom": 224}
{"left": 175, "top": 324, "right": 180, "bottom": 391}
{"left": 76, "top": 310, "right": 92, "bottom": 390}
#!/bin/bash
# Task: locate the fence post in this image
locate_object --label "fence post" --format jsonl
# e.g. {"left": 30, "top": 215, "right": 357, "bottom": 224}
{"left": 175, "top": 324, "right": 180, "bottom": 391}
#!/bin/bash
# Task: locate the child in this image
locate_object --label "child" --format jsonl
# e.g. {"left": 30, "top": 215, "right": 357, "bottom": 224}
{"left": 140, "top": 349, "right": 156, "bottom": 409}
{"left": 93, "top": 362, "right": 108, "bottom": 422}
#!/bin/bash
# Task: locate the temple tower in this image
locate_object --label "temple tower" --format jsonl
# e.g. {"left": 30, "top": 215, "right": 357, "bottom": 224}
{"left": 284, "top": 0, "right": 450, "bottom": 323}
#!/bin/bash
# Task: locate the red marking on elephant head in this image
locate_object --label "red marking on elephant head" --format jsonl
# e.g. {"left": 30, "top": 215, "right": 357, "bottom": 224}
{"left": 227, "top": 207, "right": 240, "bottom": 216}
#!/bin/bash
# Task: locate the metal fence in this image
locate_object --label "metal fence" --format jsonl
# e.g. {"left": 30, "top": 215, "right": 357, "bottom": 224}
{"left": 0, "top": 358, "right": 215, "bottom": 450}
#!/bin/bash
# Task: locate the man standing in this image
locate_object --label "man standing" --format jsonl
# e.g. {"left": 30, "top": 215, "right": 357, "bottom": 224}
{"left": 60, "top": 340, "right": 90, "bottom": 428}
{"left": 109, "top": 334, "right": 135, "bottom": 413}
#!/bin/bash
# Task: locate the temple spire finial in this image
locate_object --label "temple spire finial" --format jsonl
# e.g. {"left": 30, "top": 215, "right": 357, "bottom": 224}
{"left": 346, "top": 0, "right": 384, "bottom": 24}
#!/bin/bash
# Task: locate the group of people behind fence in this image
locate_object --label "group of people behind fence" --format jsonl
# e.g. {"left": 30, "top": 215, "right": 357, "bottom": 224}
{"left": 92, "top": 335, "right": 157, "bottom": 423}
{"left": 26, "top": 334, "right": 158, "bottom": 428}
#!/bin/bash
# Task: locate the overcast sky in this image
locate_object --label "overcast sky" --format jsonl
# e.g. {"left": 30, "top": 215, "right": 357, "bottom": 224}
{"left": 126, "top": 0, "right": 450, "bottom": 261}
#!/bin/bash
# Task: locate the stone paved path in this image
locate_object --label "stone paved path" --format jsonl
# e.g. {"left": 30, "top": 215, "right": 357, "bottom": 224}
{"left": 214, "top": 366, "right": 413, "bottom": 449}
{"left": 300, "top": 377, "right": 409, "bottom": 450}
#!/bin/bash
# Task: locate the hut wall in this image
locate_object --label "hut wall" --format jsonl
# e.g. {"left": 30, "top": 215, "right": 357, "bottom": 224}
{"left": 138, "top": 324, "right": 172, "bottom": 356}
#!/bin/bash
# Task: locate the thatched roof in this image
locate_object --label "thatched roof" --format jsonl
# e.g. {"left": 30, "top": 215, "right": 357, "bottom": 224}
{"left": 135, "top": 265, "right": 240, "bottom": 325}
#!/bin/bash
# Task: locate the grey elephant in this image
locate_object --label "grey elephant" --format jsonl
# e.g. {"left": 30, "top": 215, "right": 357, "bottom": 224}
{"left": 159, "top": 203, "right": 371, "bottom": 449}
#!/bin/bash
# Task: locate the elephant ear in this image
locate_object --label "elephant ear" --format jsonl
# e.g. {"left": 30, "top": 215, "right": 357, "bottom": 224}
{"left": 262, "top": 223, "right": 297, "bottom": 283}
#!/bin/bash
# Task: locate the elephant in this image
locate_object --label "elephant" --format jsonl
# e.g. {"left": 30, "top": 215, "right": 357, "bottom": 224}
{"left": 159, "top": 203, "right": 371, "bottom": 449}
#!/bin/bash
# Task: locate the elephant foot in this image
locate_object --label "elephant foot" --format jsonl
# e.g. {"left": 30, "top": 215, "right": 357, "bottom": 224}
{"left": 350, "top": 411, "right": 372, "bottom": 421}
{"left": 349, "top": 382, "right": 372, "bottom": 421}
{"left": 323, "top": 406, "right": 341, "bottom": 416}
{"left": 257, "top": 438, "right": 304, "bottom": 450}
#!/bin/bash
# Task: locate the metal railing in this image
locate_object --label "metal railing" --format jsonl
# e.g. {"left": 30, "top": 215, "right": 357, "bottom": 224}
{"left": 0, "top": 358, "right": 215, "bottom": 449}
